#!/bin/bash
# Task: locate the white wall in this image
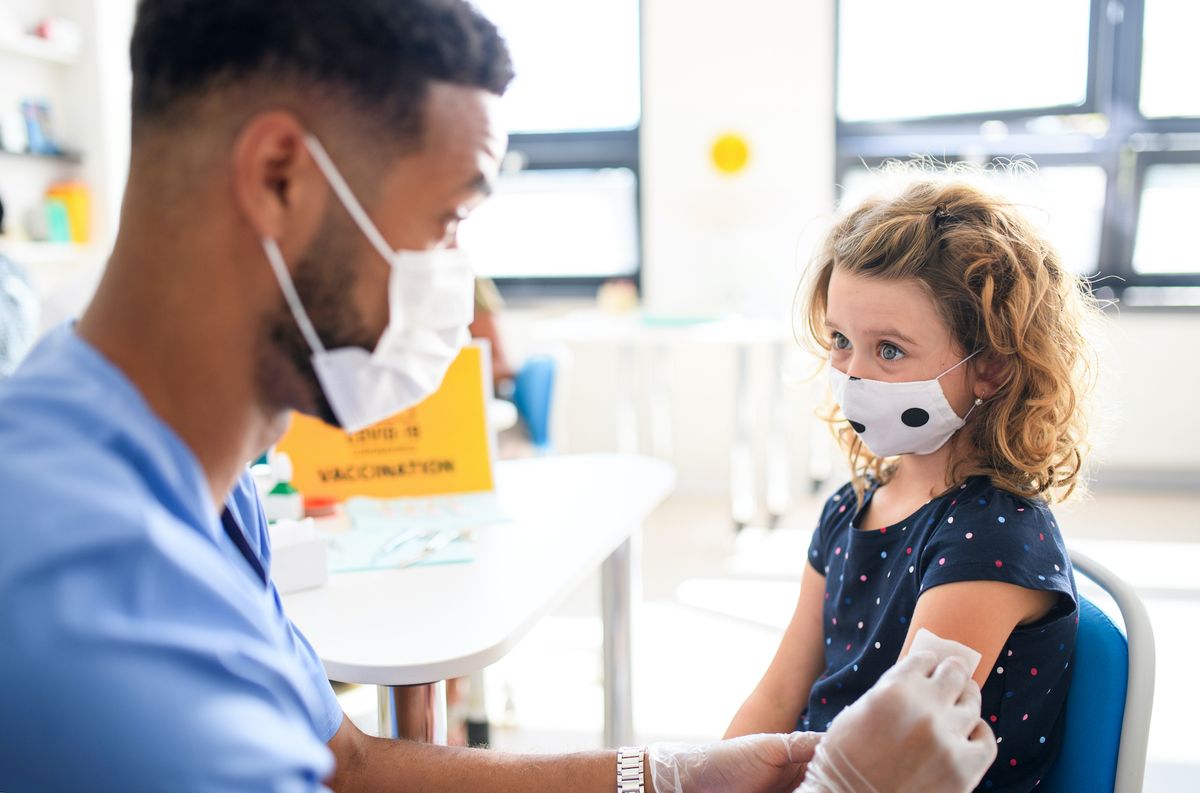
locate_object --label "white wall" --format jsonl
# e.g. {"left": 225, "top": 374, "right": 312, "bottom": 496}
{"left": 1093, "top": 312, "right": 1200, "bottom": 477}
{"left": 636, "top": 0, "right": 837, "bottom": 497}
{"left": 640, "top": 0, "right": 836, "bottom": 320}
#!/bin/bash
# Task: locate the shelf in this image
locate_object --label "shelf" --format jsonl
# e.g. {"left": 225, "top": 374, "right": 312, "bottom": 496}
{"left": 0, "top": 33, "right": 79, "bottom": 65}
{"left": 0, "top": 147, "right": 83, "bottom": 165}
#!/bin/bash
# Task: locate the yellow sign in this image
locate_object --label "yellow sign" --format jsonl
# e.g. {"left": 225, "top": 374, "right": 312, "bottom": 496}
{"left": 711, "top": 132, "right": 751, "bottom": 175}
{"left": 277, "top": 344, "right": 495, "bottom": 499}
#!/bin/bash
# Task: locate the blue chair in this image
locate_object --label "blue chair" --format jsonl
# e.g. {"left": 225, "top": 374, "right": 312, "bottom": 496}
{"left": 1041, "top": 549, "right": 1155, "bottom": 793}
{"left": 511, "top": 355, "right": 557, "bottom": 453}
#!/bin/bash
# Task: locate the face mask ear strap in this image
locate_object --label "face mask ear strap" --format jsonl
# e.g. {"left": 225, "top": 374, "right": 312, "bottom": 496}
{"left": 962, "top": 394, "right": 984, "bottom": 421}
{"left": 262, "top": 238, "right": 327, "bottom": 356}
{"left": 303, "top": 133, "right": 396, "bottom": 266}
{"left": 936, "top": 348, "right": 983, "bottom": 380}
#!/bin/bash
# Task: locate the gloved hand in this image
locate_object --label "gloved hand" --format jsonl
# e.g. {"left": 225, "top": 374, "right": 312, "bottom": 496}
{"left": 795, "top": 652, "right": 997, "bottom": 793}
{"left": 649, "top": 731, "right": 821, "bottom": 793}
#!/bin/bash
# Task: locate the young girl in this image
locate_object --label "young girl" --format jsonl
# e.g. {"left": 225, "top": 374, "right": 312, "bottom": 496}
{"left": 726, "top": 174, "right": 1098, "bottom": 793}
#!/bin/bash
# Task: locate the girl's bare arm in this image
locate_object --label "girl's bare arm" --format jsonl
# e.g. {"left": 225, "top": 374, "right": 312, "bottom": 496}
{"left": 724, "top": 563, "right": 828, "bottom": 738}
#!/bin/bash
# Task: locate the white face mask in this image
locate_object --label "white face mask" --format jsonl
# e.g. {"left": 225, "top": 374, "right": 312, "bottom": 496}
{"left": 261, "top": 133, "right": 475, "bottom": 434}
{"left": 828, "top": 351, "right": 981, "bottom": 457}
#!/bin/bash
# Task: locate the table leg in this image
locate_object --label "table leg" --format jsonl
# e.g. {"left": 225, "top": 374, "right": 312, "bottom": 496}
{"left": 730, "top": 343, "right": 755, "bottom": 531}
{"left": 465, "top": 670, "right": 490, "bottom": 747}
{"left": 765, "top": 341, "right": 791, "bottom": 528}
{"left": 617, "top": 343, "right": 640, "bottom": 455}
{"left": 376, "top": 680, "right": 448, "bottom": 743}
{"left": 649, "top": 345, "right": 673, "bottom": 460}
{"left": 601, "top": 535, "right": 636, "bottom": 747}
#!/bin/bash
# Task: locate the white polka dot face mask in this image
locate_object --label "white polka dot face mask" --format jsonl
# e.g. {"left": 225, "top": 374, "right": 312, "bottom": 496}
{"left": 828, "top": 351, "right": 981, "bottom": 457}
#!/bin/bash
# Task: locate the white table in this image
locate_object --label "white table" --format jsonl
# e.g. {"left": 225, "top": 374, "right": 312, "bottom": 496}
{"left": 282, "top": 454, "right": 676, "bottom": 746}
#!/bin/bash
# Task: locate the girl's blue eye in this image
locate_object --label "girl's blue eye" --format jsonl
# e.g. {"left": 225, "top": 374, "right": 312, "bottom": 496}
{"left": 832, "top": 332, "right": 851, "bottom": 350}
{"left": 879, "top": 342, "right": 905, "bottom": 361}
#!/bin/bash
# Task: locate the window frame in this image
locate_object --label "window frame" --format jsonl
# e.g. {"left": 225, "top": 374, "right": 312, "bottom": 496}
{"left": 836, "top": 152, "right": 1117, "bottom": 279}
{"left": 491, "top": 130, "right": 642, "bottom": 299}
{"left": 834, "top": 0, "right": 1107, "bottom": 130}
{"left": 834, "top": 0, "right": 1200, "bottom": 305}
{"left": 1125, "top": 150, "right": 1200, "bottom": 286}
{"left": 483, "top": 3, "right": 644, "bottom": 300}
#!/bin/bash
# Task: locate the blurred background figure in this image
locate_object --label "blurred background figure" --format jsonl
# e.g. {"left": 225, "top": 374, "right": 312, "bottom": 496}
{"left": 0, "top": 198, "right": 40, "bottom": 378}
{"left": 470, "top": 276, "right": 515, "bottom": 394}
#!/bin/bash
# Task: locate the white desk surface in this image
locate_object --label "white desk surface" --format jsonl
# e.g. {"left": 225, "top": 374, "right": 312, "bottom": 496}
{"left": 282, "top": 454, "right": 676, "bottom": 686}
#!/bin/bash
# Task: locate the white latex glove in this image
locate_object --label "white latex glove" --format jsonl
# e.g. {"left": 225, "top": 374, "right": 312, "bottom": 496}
{"left": 795, "top": 652, "right": 996, "bottom": 793}
{"left": 649, "top": 731, "right": 821, "bottom": 793}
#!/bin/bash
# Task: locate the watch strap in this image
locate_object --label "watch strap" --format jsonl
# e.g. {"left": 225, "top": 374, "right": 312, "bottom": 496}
{"left": 617, "top": 745, "right": 646, "bottom": 793}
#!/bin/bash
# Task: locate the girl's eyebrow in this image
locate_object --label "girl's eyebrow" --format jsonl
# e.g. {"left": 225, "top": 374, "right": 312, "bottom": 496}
{"left": 864, "top": 327, "right": 919, "bottom": 345}
{"left": 825, "top": 320, "right": 919, "bottom": 347}
{"left": 827, "top": 321, "right": 920, "bottom": 346}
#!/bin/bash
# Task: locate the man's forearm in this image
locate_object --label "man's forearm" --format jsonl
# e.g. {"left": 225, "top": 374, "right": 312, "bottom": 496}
{"left": 329, "top": 719, "right": 644, "bottom": 793}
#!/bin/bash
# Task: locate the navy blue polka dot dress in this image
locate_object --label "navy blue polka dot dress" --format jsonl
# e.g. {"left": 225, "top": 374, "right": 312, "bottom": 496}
{"left": 803, "top": 476, "right": 1078, "bottom": 792}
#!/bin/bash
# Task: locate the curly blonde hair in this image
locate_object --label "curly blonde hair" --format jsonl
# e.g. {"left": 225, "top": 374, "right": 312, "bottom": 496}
{"left": 800, "top": 169, "right": 1101, "bottom": 504}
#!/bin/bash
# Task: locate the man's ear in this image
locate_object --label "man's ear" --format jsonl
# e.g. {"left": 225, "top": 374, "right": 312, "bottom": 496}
{"left": 229, "top": 111, "right": 327, "bottom": 256}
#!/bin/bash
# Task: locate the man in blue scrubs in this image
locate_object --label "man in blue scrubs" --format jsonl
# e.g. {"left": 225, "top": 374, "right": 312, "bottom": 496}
{"left": 0, "top": 2, "right": 996, "bottom": 791}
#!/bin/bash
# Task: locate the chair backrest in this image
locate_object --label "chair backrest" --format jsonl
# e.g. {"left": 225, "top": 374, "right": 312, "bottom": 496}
{"left": 1040, "top": 549, "right": 1155, "bottom": 793}
{"left": 512, "top": 355, "right": 557, "bottom": 452}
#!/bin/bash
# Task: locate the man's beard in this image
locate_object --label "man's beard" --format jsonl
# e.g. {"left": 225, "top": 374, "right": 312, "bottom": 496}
{"left": 259, "top": 209, "right": 376, "bottom": 429}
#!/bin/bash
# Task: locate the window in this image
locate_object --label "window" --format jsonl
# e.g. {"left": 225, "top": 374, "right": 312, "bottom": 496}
{"left": 458, "top": 168, "right": 639, "bottom": 280}
{"left": 1139, "top": 0, "right": 1200, "bottom": 119}
{"left": 470, "top": 0, "right": 641, "bottom": 294}
{"left": 472, "top": 0, "right": 640, "bottom": 134}
{"left": 837, "top": 0, "right": 1092, "bottom": 123}
{"left": 840, "top": 163, "right": 1107, "bottom": 277}
{"left": 835, "top": 0, "right": 1200, "bottom": 305}
{"left": 1133, "top": 161, "right": 1200, "bottom": 275}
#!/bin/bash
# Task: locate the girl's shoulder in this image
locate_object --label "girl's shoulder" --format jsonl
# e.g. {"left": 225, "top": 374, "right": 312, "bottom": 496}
{"left": 941, "top": 476, "right": 1059, "bottom": 530}
{"left": 817, "top": 475, "right": 885, "bottom": 520}
{"left": 917, "top": 476, "right": 1074, "bottom": 597}
{"left": 813, "top": 477, "right": 882, "bottom": 533}
{"left": 818, "top": 480, "right": 859, "bottom": 521}
{"left": 807, "top": 480, "right": 865, "bottom": 574}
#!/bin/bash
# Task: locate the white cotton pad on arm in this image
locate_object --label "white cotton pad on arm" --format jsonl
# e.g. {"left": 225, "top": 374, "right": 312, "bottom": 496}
{"left": 909, "top": 627, "right": 983, "bottom": 676}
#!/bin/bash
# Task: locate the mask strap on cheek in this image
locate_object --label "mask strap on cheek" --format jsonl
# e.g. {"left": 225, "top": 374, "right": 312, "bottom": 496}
{"left": 262, "top": 237, "right": 327, "bottom": 356}
{"left": 935, "top": 348, "right": 982, "bottom": 380}
{"left": 937, "top": 350, "right": 986, "bottom": 421}
{"left": 303, "top": 133, "right": 396, "bottom": 267}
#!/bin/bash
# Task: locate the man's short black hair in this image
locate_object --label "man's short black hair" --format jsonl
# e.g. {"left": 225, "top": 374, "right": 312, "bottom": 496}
{"left": 130, "top": 0, "right": 513, "bottom": 140}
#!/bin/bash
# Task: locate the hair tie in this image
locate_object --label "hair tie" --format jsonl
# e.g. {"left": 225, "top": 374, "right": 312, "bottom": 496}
{"left": 932, "top": 205, "right": 950, "bottom": 228}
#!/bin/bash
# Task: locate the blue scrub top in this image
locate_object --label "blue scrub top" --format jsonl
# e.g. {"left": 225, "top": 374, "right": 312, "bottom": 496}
{"left": 0, "top": 325, "right": 344, "bottom": 792}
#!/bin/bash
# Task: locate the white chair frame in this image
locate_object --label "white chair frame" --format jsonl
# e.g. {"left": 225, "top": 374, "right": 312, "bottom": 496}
{"left": 1068, "top": 549, "right": 1156, "bottom": 793}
